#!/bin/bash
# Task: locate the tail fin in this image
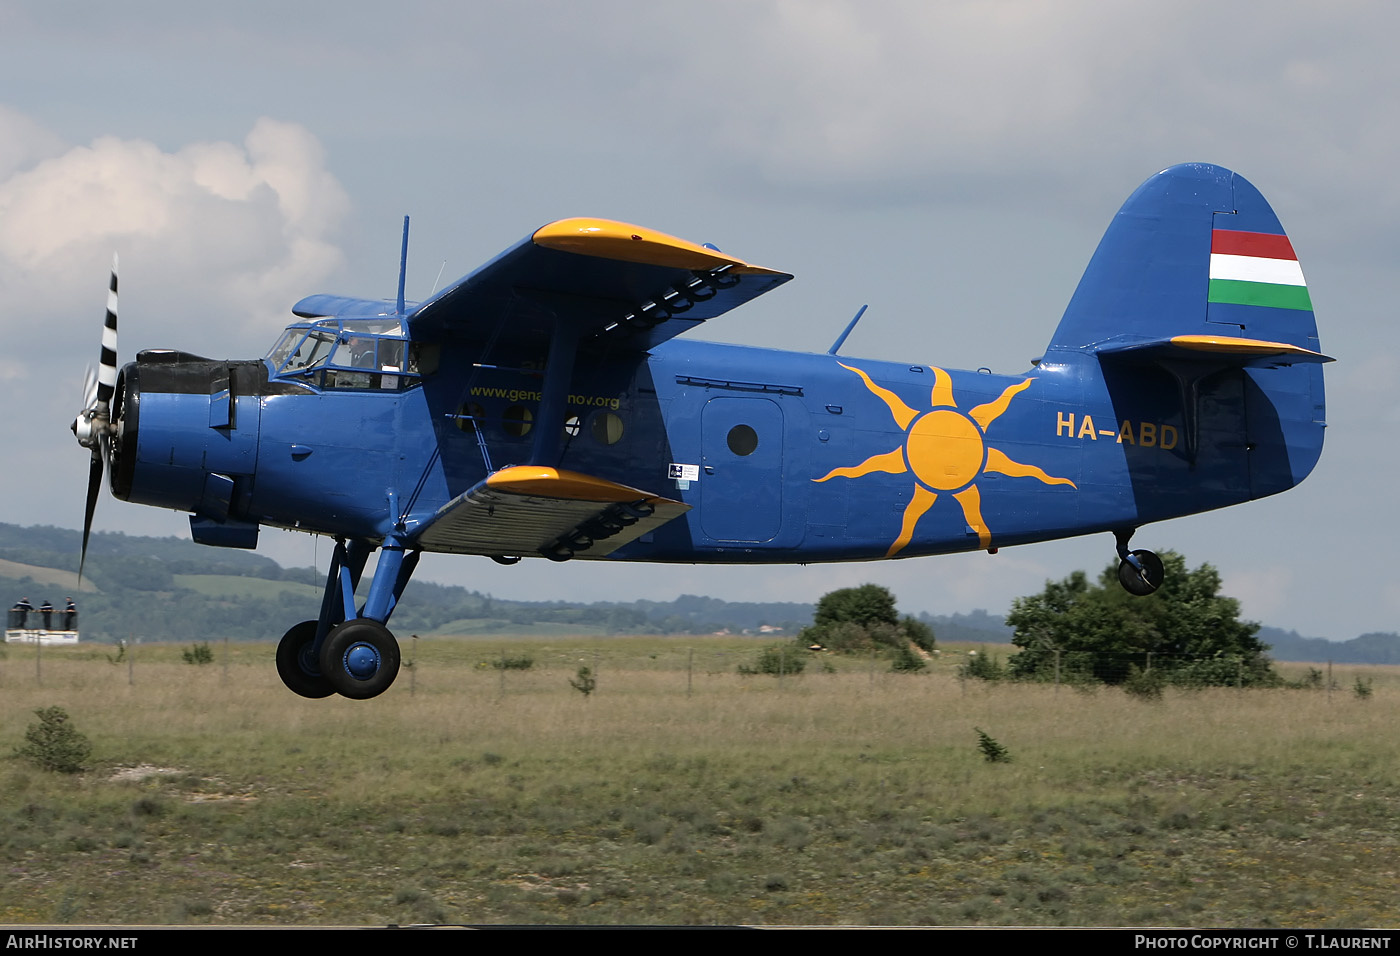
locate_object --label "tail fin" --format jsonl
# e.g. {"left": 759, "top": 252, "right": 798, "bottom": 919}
{"left": 1050, "top": 163, "right": 1329, "bottom": 497}
{"left": 1049, "top": 163, "right": 1324, "bottom": 357}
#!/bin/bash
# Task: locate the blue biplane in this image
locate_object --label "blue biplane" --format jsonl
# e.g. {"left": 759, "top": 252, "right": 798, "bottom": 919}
{"left": 72, "top": 163, "right": 1330, "bottom": 699}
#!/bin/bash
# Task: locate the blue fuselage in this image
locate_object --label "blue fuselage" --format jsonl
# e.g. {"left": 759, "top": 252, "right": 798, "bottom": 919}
{"left": 112, "top": 334, "right": 1323, "bottom": 564}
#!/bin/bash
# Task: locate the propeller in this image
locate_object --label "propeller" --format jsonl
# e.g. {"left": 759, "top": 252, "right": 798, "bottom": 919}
{"left": 71, "top": 254, "right": 119, "bottom": 582}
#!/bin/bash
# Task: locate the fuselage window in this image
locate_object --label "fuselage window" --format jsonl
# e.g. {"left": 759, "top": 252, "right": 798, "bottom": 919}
{"left": 590, "top": 411, "right": 625, "bottom": 446}
{"left": 455, "top": 402, "right": 486, "bottom": 434}
{"left": 502, "top": 404, "right": 534, "bottom": 438}
{"left": 727, "top": 424, "right": 759, "bottom": 456}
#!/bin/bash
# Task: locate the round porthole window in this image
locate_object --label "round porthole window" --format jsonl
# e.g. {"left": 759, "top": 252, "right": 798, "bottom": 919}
{"left": 590, "top": 411, "right": 625, "bottom": 445}
{"left": 727, "top": 424, "right": 758, "bottom": 456}
{"left": 563, "top": 414, "right": 581, "bottom": 438}
{"left": 454, "top": 402, "right": 485, "bottom": 434}
{"left": 502, "top": 404, "right": 533, "bottom": 437}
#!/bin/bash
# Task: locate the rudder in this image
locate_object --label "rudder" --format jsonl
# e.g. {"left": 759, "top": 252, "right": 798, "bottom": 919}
{"left": 1048, "top": 163, "right": 1328, "bottom": 497}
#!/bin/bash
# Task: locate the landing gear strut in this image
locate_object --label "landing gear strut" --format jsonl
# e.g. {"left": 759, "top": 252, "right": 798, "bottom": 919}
{"left": 274, "top": 534, "right": 419, "bottom": 700}
{"left": 1113, "top": 529, "right": 1164, "bottom": 596}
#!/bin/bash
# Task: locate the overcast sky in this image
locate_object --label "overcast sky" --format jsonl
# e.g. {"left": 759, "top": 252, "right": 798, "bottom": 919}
{"left": 1, "top": 1, "right": 1395, "bottom": 641}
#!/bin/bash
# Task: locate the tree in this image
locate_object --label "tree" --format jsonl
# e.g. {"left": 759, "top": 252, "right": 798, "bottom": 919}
{"left": 1006, "top": 551, "right": 1275, "bottom": 686}
{"left": 813, "top": 584, "right": 899, "bottom": 629}
{"left": 16, "top": 707, "right": 92, "bottom": 773}
{"left": 799, "top": 584, "right": 934, "bottom": 659}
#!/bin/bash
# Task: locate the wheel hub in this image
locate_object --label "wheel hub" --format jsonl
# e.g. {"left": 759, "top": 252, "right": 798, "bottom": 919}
{"left": 343, "top": 642, "right": 382, "bottom": 680}
{"left": 298, "top": 642, "right": 321, "bottom": 676}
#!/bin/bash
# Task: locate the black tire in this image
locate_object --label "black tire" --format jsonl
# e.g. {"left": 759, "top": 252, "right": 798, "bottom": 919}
{"left": 319, "top": 618, "right": 400, "bottom": 700}
{"left": 1118, "top": 549, "right": 1165, "bottom": 596}
{"left": 276, "top": 620, "right": 334, "bottom": 699}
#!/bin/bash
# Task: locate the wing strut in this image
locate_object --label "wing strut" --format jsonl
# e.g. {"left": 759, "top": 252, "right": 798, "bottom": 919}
{"left": 529, "top": 317, "right": 579, "bottom": 468}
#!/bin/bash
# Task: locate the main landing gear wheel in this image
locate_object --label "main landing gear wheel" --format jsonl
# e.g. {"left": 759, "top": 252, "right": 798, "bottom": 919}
{"left": 276, "top": 620, "right": 334, "bottom": 699}
{"left": 1117, "top": 549, "right": 1165, "bottom": 596}
{"left": 319, "top": 618, "right": 401, "bottom": 700}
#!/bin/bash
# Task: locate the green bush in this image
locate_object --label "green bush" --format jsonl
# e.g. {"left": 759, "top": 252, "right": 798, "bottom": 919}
{"left": 1122, "top": 665, "right": 1165, "bottom": 701}
{"left": 16, "top": 706, "right": 92, "bottom": 774}
{"left": 889, "top": 642, "right": 927, "bottom": 673}
{"left": 738, "top": 643, "right": 807, "bottom": 676}
{"left": 1006, "top": 552, "right": 1275, "bottom": 687}
{"left": 975, "top": 727, "right": 1011, "bottom": 763}
{"left": 490, "top": 654, "right": 534, "bottom": 671}
{"left": 799, "top": 585, "right": 935, "bottom": 659}
{"left": 902, "top": 616, "right": 936, "bottom": 653}
{"left": 958, "top": 650, "right": 1005, "bottom": 681}
{"left": 569, "top": 665, "right": 597, "bottom": 696}
{"left": 182, "top": 642, "right": 214, "bottom": 665}
{"left": 798, "top": 620, "right": 876, "bottom": 654}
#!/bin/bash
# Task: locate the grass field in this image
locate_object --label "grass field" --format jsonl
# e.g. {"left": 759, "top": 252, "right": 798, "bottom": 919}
{"left": 0, "top": 637, "right": 1396, "bottom": 926}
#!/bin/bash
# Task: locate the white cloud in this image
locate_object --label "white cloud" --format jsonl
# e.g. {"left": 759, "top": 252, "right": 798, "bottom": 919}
{"left": 0, "top": 113, "right": 349, "bottom": 360}
{"left": 0, "top": 103, "right": 65, "bottom": 179}
{"left": 0, "top": 110, "right": 351, "bottom": 543}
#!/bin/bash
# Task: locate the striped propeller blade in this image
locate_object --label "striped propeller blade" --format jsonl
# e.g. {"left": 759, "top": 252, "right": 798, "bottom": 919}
{"left": 95, "top": 253, "right": 118, "bottom": 412}
{"left": 79, "top": 450, "right": 103, "bottom": 585}
{"left": 76, "top": 253, "right": 120, "bottom": 585}
{"left": 82, "top": 365, "right": 97, "bottom": 410}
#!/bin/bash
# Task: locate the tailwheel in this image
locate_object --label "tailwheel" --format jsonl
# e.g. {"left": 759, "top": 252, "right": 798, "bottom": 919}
{"left": 1117, "top": 549, "right": 1165, "bottom": 596}
{"left": 276, "top": 620, "right": 334, "bottom": 699}
{"left": 319, "top": 618, "right": 401, "bottom": 700}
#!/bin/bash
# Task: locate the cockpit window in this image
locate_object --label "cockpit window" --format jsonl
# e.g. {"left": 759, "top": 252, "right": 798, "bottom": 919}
{"left": 266, "top": 320, "right": 428, "bottom": 391}
{"left": 266, "top": 330, "right": 301, "bottom": 370}
{"left": 283, "top": 330, "right": 338, "bottom": 372}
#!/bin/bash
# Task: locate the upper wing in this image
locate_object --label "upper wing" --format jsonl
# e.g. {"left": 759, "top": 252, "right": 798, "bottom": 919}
{"left": 399, "top": 218, "right": 791, "bottom": 351}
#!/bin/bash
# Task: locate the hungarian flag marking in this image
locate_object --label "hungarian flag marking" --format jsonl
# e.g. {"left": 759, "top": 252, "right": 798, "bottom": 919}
{"left": 1208, "top": 229, "right": 1312, "bottom": 311}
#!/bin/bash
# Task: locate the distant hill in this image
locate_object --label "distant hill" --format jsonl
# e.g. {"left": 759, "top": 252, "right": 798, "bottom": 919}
{"left": 917, "top": 609, "right": 1013, "bottom": 644}
{"left": 0, "top": 522, "right": 818, "bottom": 643}
{"left": 1257, "top": 625, "right": 1400, "bottom": 665}
{"left": 1, "top": 522, "right": 1392, "bottom": 659}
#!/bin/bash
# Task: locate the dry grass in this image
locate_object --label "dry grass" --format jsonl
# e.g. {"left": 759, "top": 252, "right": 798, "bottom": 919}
{"left": 0, "top": 639, "right": 1396, "bottom": 926}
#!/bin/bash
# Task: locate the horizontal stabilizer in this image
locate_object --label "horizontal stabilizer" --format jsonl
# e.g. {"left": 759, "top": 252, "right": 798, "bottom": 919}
{"left": 411, "top": 466, "right": 689, "bottom": 559}
{"left": 1095, "top": 334, "right": 1334, "bottom": 369}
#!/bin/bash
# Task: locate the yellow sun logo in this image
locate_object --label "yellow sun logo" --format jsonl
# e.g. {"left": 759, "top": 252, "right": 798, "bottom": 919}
{"left": 814, "top": 364, "right": 1076, "bottom": 556}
